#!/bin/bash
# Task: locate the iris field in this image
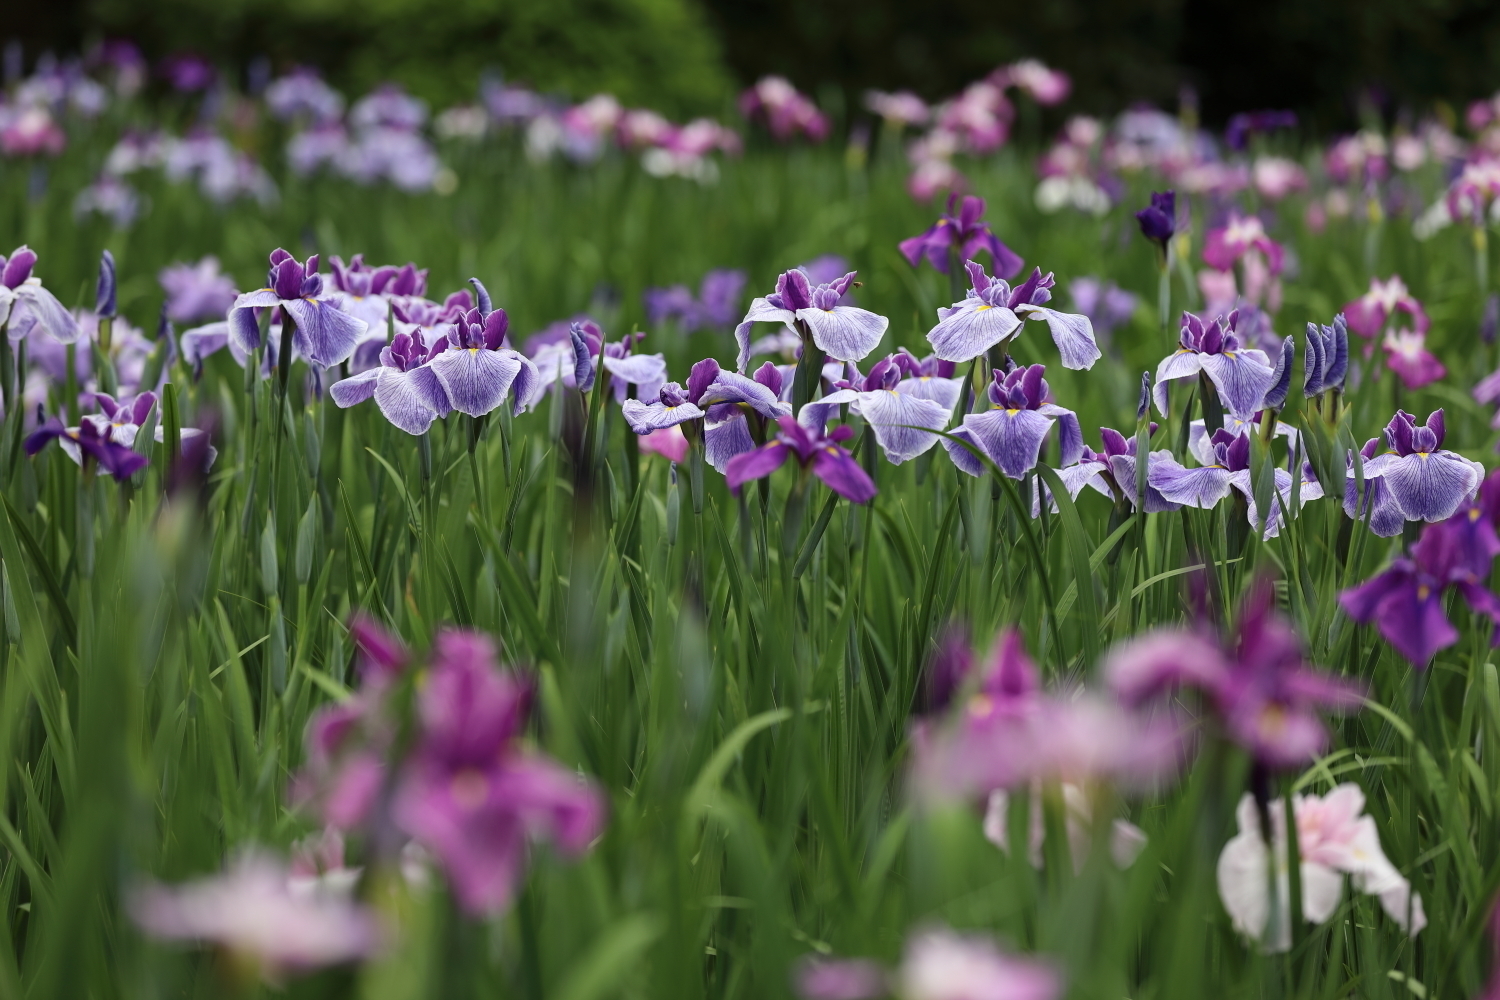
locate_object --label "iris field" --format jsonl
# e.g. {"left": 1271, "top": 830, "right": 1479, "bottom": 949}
{"left": 2, "top": 54, "right": 1500, "bottom": 1000}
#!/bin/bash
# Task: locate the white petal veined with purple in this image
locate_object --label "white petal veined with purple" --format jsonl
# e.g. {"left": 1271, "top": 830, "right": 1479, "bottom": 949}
{"left": 1151, "top": 350, "right": 1206, "bottom": 414}
{"left": 1227, "top": 467, "right": 1320, "bottom": 539}
{"left": 428, "top": 347, "right": 526, "bottom": 417}
{"left": 895, "top": 375, "right": 963, "bottom": 411}
{"left": 227, "top": 290, "right": 283, "bottom": 354}
{"left": 733, "top": 298, "right": 796, "bottom": 372}
{"left": 1369, "top": 451, "right": 1483, "bottom": 523}
{"left": 1032, "top": 458, "right": 1109, "bottom": 516}
{"left": 374, "top": 365, "right": 450, "bottom": 435}
{"left": 602, "top": 353, "right": 668, "bottom": 403}
{"left": 1187, "top": 419, "right": 1297, "bottom": 466}
{"left": 1148, "top": 455, "right": 1235, "bottom": 508}
{"left": 282, "top": 297, "right": 368, "bottom": 368}
{"left": 704, "top": 409, "right": 755, "bottom": 470}
{"left": 961, "top": 407, "right": 1054, "bottom": 479}
{"left": 621, "top": 398, "right": 706, "bottom": 434}
{"left": 794, "top": 305, "right": 889, "bottom": 363}
{"left": 1014, "top": 303, "right": 1100, "bottom": 370}
{"left": 926, "top": 301, "right": 1021, "bottom": 363}
{"left": 851, "top": 389, "right": 950, "bottom": 464}
{"left": 1198, "top": 349, "right": 1277, "bottom": 419}
{"left": 942, "top": 426, "right": 987, "bottom": 477}
{"left": 7, "top": 281, "right": 80, "bottom": 344}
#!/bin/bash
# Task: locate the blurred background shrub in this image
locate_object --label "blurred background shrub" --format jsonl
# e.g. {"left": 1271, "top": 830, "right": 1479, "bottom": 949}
{"left": 7, "top": 0, "right": 1500, "bottom": 126}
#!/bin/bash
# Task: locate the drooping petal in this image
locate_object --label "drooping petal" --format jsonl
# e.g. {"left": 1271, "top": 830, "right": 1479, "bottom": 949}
{"left": 734, "top": 298, "right": 795, "bottom": 372}
{"left": 811, "top": 446, "right": 878, "bottom": 502}
{"left": 283, "top": 297, "right": 367, "bottom": 368}
{"left": 895, "top": 375, "right": 963, "bottom": 410}
{"left": 855, "top": 389, "right": 949, "bottom": 464}
{"left": 329, "top": 368, "right": 381, "bottom": 407}
{"left": 1152, "top": 350, "right": 1205, "bottom": 413}
{"left": 1038, "top": 404, "right": 1083, "bottom": 467}
{"left": 602, "top": 353, "right": 668, "bottom": 403}
{"left": 1148, "top": 455, "right": 1235, "bottom": 507}
{"left": 179, "top": 321, "right": 232, "bottom": 371}
{"left": 14, "top": 285, "right": 80, "bottom": 343}
{"left": 926, "top": 302, "right": 1022, "bottom": 363}
{"left": 1032, "top": 458, "right": 1107, "bottom": 516}
{"left": 502, "top": 350, "right": 541, "bottom": 415}
{"left": 704, "top": 411, "right": 755, "bottom": 470}
{"left": 228, "top": 307, "right": 264, "bottom": 355}
{"left": 942, "top": 426, "right": 986, "bottom": 477}
{"left": 428, "top": 348, "right": 523, "bottom": 417}
{"left": 1344, "top": 472, "right": 1406, "bottom": 537}
{"left": 1378, "top": 452, "right": 1482, "bottom": 523}
{"left": 1198, "top": 351, "right": 1278, "bottom": 419}
{"left": 1103, "top": 628, "right": 1230, "bottom": 705}
{"left": 621, "top": 399, "right": 706, "bottom": 434}
{"left": 697, "top": 371, "right": 792, "bottom": 420}
{"left": 1014, "top": 304, "right": 1100, "bottom": 370}
{"left": 725, "top": 442, "right": 791, "bottom": 493}
{"left": 796, "top": 306, "right": 889, "bottom": 363}
{"left": 374, "top": 366, "right": 448, "bottom": 435}
{"left": 962, "top": 407, "right": 1054, "bottom": 479}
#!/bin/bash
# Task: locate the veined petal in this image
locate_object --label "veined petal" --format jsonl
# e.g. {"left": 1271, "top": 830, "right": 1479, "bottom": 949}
{"left": 1033, "top": 459, "right": 1107, "bottom": 516}
{"left": 14, "top": 285, "right": 80, "bottom": 343}
{"left": 621, "top": 398, "right": 706, "bottom": 434}
{"left": 704, "top": 412, "right": 755, "bottom": 470}
{"left": 1381, "top": 452, "right": 1482, "bottom": 522}
{"left": 1199, "top": 352, "right": 1278, "bottom": 419}
{"left": 230, "top": 288, "right": 282, "bottom": 311}
{"left": 1152, "top": 351, "right": 1205, "bottom": 414}
{"left": 1015, "top": 304, "right": 1100, "bottom": 370}
{"left": 602, "top": 353, "right": 668, "bottom": 403}
{"left": 429, "top": 347, "right": 523, "bottom": 417}
{"left": 698, "top": 371, "right": 792, "bottom": 420}
{"left": 926, "top": 302, "right": 1021, "bottom": 363}
{"left": 284, "top": 297, "right": 367, "bottom": 368}
{"left": 1038, "top": 404, "right": 1083, "bottom": 467}
{"left": 1149, "top": 455, "right": 1234, "bottom": 507}
{"left": 502, "top": 350, "right": 542, "bottom": 415}
{"left": 942, "top": 426, "right": 986, "bottom": 477}
{"left": 734, "top": 298, "right": 795, "bottom": 372}
{"left": 1344, "top": 474, "right": 1405, "bottom": 537}
{"left": 228, "top": 306, "right": 263, "bottom": 354}
{"left": 856, "top": 389, "right": 949, "bottom": 465}
{"left": 795, "top": 306, "right": 889, "bottom": 363}
{"left": 962, "top": 407, "right": 1053, "bottom": 479}
{"left": 1110, "top": 452, "right": 1183, "bottom": 512}
{"left": 725, "top": 442, "right": 790, "bottom": 493}
{"left": 179, "top": 321, "right": 231, "bottom": 369}
{"left": 374, "top": 366, "right": 446, "bottom": 434}
{"left": 895, "top": 375, "right": 963, "bottom": 410}
{"left": 329, "top": 367, "right": 380, "bottom": 407}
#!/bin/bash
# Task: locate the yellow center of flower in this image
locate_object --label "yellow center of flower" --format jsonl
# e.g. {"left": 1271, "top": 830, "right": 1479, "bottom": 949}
{"left": 1417, "top": 585, "right": 1431, "bottom": 600}
{"left": 967, "top": 693, "right": 994, "bottom": 719}
{"left": 1006, "top": 408, "right": 1019, "bottom": 415}
{"left": 450, "top": 768, "right": 489, "bottom": 811}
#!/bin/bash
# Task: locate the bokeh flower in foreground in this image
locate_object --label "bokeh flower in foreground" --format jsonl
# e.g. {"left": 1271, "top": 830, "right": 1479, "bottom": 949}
{"left": 795, "top": 926, "right": 1061, "bottom": 1000}
{"left": 1217, "top": 785, "right": 1424, "bottom": 952}
{"left": 725, "top": 413, "right": 877, "bottom": 503}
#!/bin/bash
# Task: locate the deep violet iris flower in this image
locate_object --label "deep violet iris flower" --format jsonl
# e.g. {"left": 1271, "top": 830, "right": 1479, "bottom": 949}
{"left": 724, "top": 414, "right": 877, "bottom": 503}
{"left": 943, "top": 363, "right": 1082, "bottom": 480}
{"left": 1303, "top": 315, "right": 1350, "bottom": 397}
{"left": 1134, "top": 191, "right": 1177, "bottom": 250}
{"left": 898, "top": 194, "right": 1024, "bottom": 279}
{"left": 229, "top": 249, "right": 368, "bottom": 368}
{"left": 1340, "top": 488, "right": 1500, "bottom": 667}
{"left": 1106, "top": 579, "right": 1365, "bottom": 768}
{"left": 25, "top": 416, "right": 148, "bottom": 480}
{"left": 1153, "top": 311, "right": 1277, "bottom": 420}
{"left": 926, "top": 260, "right": 1100, "bottom": 370}
{"left": 734, "top": 268, "right": 889, "bottom": 372}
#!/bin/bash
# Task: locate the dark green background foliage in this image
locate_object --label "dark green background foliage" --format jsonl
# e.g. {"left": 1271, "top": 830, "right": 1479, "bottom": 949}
{"left": 5, "top": 0, "right": 1500, "bottom": 125}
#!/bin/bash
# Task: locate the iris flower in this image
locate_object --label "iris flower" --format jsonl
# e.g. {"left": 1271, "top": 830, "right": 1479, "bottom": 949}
{"left": 426, "top": 307, "right": 539, "bottom": 418}
{"left": 816, "top": 354, "right": 952, "bottom": 464}
{"left": 1134, "top": 190, "right": 1177, "bottom": 250}
{"left": 725, "top": 414, "right": 877, "bottom": 503}
{"left": 795, "top": 926, "right": 1061, "bottom": 1000}
{"left": 1303, "top": 315, "right": 1349, "bottom": 397}
{"left": 621, "top": 358, "right": 791, "bottom": 469}
{"left": 0, "top": 245, "right": 79, "bottom": 343}
{"left": 1381, "top": 328, "right": 1445, "bottom": 389}
{"left": 734, "top": 268, "right": 888, "bottom": 371}
{"left": 1203, "top": 213, "right": 1285, "bottom": 276}
{"left": 898, "top": 194, "right": 1024, "bottom": 278}
{"left": 1150, "top": 426, "right": 1322, "bottom": 539}
{"left": 25, "top": 416, "right": 149, "bottom": 480}
{"left": 228, "top": 249, "right": 368, "bottom": 368}
{"left": 1153, "top": 311, "right": 1277, "bottom": 420}
{"left": 1035, "top": 425, "right": 1181, "bottom": 515}
{"left": 1361, "top": 410, "right": 1482, "bottom": 523}
{"left": 943, "top": 363, "right": 1082, "bottom": 480}
{"left": 926, "top": 260, "right": 1099, "bottom": 370}
{"left": 330, "top": 332, "right": 449, "bottom": 434}
{"left": 1342, "top": 275, "right": 1429, "bottom": 341}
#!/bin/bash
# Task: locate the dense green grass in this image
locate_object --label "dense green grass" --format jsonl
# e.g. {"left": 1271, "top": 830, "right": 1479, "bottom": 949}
{"left": 1, "top": 125, "right": 1499, "bottom": 1000}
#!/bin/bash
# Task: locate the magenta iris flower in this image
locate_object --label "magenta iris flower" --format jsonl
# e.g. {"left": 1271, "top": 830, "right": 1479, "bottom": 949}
{"left": 943, "top": 363, "right": 1082, "bottom": 480}
{"left": 1203, "top": 213, "right": 1285, "bottom": 276}
{"left": 725, "top": 414, "right": 877, "bottom": 503}
{"left": 899, "top": 194, "right": 1023, "bottom": 278}
{"left": 1106, "top": 580, "right": 1364, "bottom": 768}
{"left": 927, "top": 260, "right": 1099, "bottom": 370}
{"left": 1342, "top": 276, "right": 1429, "bottom": 341}
{"left": 1340, "top": 476, "right": 1500, "bottom": 667}
{"left": 229, "top": 249, "right": 368, "bottom": 368}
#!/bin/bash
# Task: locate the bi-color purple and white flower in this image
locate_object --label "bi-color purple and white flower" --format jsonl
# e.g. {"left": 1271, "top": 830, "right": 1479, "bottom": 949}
{"left": 943, "top": 363, "right": 1082, "bottom": 480}
{"left": 725, "top": 414, "right": 877, "bottom": 503}
{"left": 926, "top": 261, "right": 1099, "bottom": 370}
{"left": 1359, "top": 410, "right": 1482, "bottom": 525}
{"left": 1150, "top": 427, "right": 1322, "bottom": 538}
{"left": 1153, "top": 311, "right": 1276, "bottom": 420}
{"left": 228, "top": 249, "right": 368, "bottom": 368}
{"left": 0, "top": 246, "right": 79, "bottom": 343}
{"left": 815, "top": 354, "right": 952, "bottom": 464}
{"left": 734, "top": 268, "right": 889, "bottom": 371}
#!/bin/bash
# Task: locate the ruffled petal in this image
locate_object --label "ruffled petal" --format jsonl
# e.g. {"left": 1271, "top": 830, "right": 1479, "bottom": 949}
{"left": 854, "top": 389, "right": 949, "bottom": 465}
{"left": 698, "top": 371, "right": 793, "bottom": 420}
{"left": 734, "top": 298, "right": 795, "bottom": 372}
{"left": 811, "top": 446, "right": 878, "bottom": 502}
{"left": 895, "top": 375, "right": 963, "bottom": 410}
{"left": 374, "top": 366, "right": 446, "bottom": 434}
{"left": 1149, "top": 455, "right": 1235, "bottom": 508}
{"left": 621, "top": 399, "right": 706, "bottom": 434}
{"left": 925, "top": 302, "right": 1022, "bottom": 363}
{"left": 796, "top": 306, "right": 889, "bottom": 363}
{"left": 329, "top": 367, "right": 380, "bottom": 408}
{"left": 428, "top": 347, "right": 523, "bottom": 417}
{"left": 962, "top": 407, "right": 1053, "bottom": 479}
{"left": 942, "top": 426, "right": 986, "bottom": 477}
{"left": 704, "top": 412, "right": 755, "bottom": 471}
{"left": 14, "top": 285, "right": 80, "bottom": 343}
{"left": 1152, "top": 351, "right": 1205, "bottom": 414}
{"left": 1015, "top": 304, "right": 1101, "bottom": 370}
{"left": 1380, "top": 452, "right": 1482, "bottom": 522}
{"left": 1199, "top": 351, "right": 1278, "bottom": 419}
{"left": 283, "top": 297, "right": 368, "bottom": 368}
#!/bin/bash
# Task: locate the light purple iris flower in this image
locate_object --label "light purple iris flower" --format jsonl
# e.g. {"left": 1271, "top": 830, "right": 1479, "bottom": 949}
{"left": 0, "top": 246, "right": 79, "bottom": 343}
{"left": 1361, "top": 410, "right": 1482, "bottom": 524}
{"left": 899, "top": 194, "right": 1024, "bottom": 279}
{"left": 391, "top": 631, "right": 606, "bottom": 916}
{"left": 1153, "top": 311, "right": 1276, "bottom": 420}
{"left": 265, "top": 68, "right": 346, "bottom": 125}
{"left": 926, "top": 261, "right": 1099, "bottom": 370}
{"left": 159, "top": 256, "right": 239, "bottom": 324}
{"left": 943, "top": 363, "right": 1082, "bottom": 480}
{"left": 329, "top": 332, "right": 451, "bottom": 434}
{"left": 643, "top": 268, "right": 748, "bottom": 332}
{"left": 1068, "top": 277, "right": 1138, "bottom": 340}
{"left": 889, "top": 350, "right": 963, "bottom": 410}
{"left": 621, "top": 357, "right": 790, "bottom": 443}
{"left": 725, "top": 413, "right": 877, "bottom": 503}
{"left": 1344, "top": 438, "right": 1405, "bottom": 537}
{"left": 323, "top": 254, "right": 428, "bottom": 333}
{"left": 1035, "top": 425, "right": 1181, "bottom": 515}
{"left": 228, "top": 249, "right": 368, "bottom": 368}
{"left": 1106, "top": 579, "right": 1365, "bottom": 768}
{"left": 734, "top": 268, "right": 889, "bottom": 371}
{"left": 816, "top": 354, "right": 951, "bottom": 465}
{"left": 427, "top": 307, "right": 540, "bottom": 418}
{"left": 1340, "top": 481, "right": 1500, "bottom": 666}
{"left": 1150, "top": 426, "right": 1322, "bottom": 539}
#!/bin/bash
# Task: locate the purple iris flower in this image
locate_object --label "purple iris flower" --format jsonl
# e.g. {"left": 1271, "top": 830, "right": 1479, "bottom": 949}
{"left": 735, "top": 268, "right": 889, "bottom": 371}
{"left": 1150, "top": 427, "right": 1323, "bottom": 538}
{"left": 642, "top": 285, "right": 697, "bottom": 327}
{"left": 1068, "top": 277, "right": 1138, "bottom": 340}
{"left": 228, "top": 249, "right": 368, "bottom": 368}
{"left": 898, "top": 194, "right": 1023, "bottom": 278}
{"left": 1153, "top": 311, "right": 1277, "bottom": 420}
{"left": 329, "top": 332, "right": 451, "bottom": 434}
{"left": 24, "top": 416, "right": 148, "bottom": 481}
{"left": 1344, "top": 438, "right": 1405, "bottom": 537}
{"left": 391, "top": 631, "right": 606, "bottom": 916}
{"left": 887, "top": 350, "right": 962, "bottom": 409}
{"left": 598, "top": 335, "right": 669, "bottom": 405}
{"left": 621, "top": 356, "right": 789, "bottom": 445}
{"left": 1036, "top": 425, "right": 1181, "bottom": 515}
{"left": 620, "top": 382, "right": 707, "bottom": 433}
{"left": 1340, "top": 493, "right": 1500, "bottom": 666}
{"left": 926, "top": 260, "right": 1100, "bottom": 370}
{"left": 0, "top": 246, "right": 79, "bottom": 343}
{"left": 1304, "top": 315, "right": 1350, "bottom": 397}
{"left": 1361, "top": 410, "right": 1483, "bottom": 524}
{"left": 644, "top": 269, "right": 749, "bottom": 332}
{"left": 427, "top": 307, "right": 540, "bottom": 417}
{"left": 159, "top": 256, "right": 239, "bottom": 325}
{"left": 1134, "top": 190, "right": 1177, "bottom": 250}
{"left": 942, "top": 363, "right": 1082, "bottom": 480}
{"left": 159, "top": 54, "right": 216, "bottom": 93}
{"left": 1225, "top": 110, "right": 1297, "bottom": 152}
{"left": 816, "top": 354, "right": 951, "bottom": 465}
{"left": 324, "top": 254, "right": 428, "bottom": 333}
{"left": 725, "top": 414, "right": 877, "bottom": 503}
{"left": 1106, "top": 579, "right": 1364, "bottom": 768}
{"left": 96, "top": 249, "right": 116, "bottom": 319}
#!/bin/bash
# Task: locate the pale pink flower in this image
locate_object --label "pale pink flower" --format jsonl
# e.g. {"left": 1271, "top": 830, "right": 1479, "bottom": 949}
{"left": 130, "top": 852, "right": 381, "bottom": 982}
{"left": 897, "top": 928, "right": 1062, "bottom": 1000}
{"left": 639, "top": 425, "right": 689, "bottom": 462}
{"left": 1217, "top": 785, "right": 1425, "bottom": 953}
{"left": 982, "top": 783, "right": 1147, "bottom": 871}
{"left": 1197, "top": 269, "right": 1238, "bottom": 315}
{"left": 865, "top": 90, "right": 930, "bottom": 128}
{"left": 1252, "top": 156, "right": 1307, "bottom": 201}
{"left": 1000, "top": 60, "right": 1071, "bottom": 107}
{"left": 1343, "top": 275, "right": 1429, "bottom": 340}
